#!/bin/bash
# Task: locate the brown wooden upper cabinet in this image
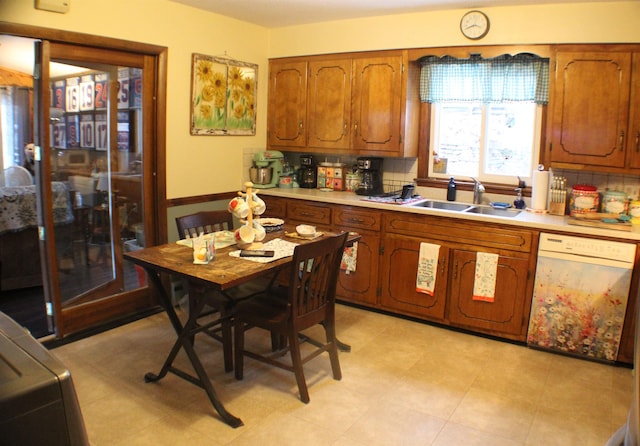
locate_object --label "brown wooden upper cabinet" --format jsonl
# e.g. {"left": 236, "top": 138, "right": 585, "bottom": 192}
{"left": 267, "top": 50, "right": 419, "bottom": 157}
{"left": 627, "top": 53, "right": 640, "bottom": 169}
{"left": 548, "top": 50, "right": 640, "bottom": 171}
{"left": 267, "top": 61, "right": 308, "bottom": 148}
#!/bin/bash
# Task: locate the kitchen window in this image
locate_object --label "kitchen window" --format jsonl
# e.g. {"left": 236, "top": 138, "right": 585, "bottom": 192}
{"left": 420, "top": 54, "right": 549, "bottom": 185}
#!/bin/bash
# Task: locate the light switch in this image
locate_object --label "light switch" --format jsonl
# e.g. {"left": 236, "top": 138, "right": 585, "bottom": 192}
{"left": 35, "top": 0, "right": 70, "bottom": 14}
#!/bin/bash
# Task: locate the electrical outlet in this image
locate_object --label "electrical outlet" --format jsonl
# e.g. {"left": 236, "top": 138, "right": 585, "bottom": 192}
{"left": 35, "top": 0, "right": 70, "bottom": 14}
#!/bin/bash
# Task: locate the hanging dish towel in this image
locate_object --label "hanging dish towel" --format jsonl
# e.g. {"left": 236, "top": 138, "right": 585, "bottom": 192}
{"left": 340, "top": 242, "right": 358, "bottom": 274}
{"left": 416, "top": 242, "right": 440, "bottom": 295}
{"left": 472, "top": 252, "right": 499, "bottom": 302}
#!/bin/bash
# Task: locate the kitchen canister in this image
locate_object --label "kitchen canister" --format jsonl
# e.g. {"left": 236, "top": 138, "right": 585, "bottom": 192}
{"left": 602, "top": 190, "right": 628, "bottom": 215}
{"left": 569, "top": 184, "right": 599, "bottom": 216}
{"left": 278, "top": 175, "right": 293, "bottom": 188}
{"left": 629, "top": 200, "right": 640, "bottom": 217}
{"left": 345, "top": 173, "right": 362, "bottom": 192}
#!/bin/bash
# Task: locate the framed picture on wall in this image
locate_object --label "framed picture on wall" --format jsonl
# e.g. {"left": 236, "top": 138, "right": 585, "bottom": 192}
{"left": 190, "top": 53, "right": 257, "bottom": 136}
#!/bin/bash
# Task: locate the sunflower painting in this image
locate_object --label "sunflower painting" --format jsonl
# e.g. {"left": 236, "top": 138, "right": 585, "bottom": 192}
{"left": 190, "top": 53, "right": 257, "bottom": 135}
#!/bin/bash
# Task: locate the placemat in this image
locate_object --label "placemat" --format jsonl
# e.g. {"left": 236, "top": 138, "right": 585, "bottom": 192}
{"left": 229, "top": 238, "right": 299, "bottom": 263}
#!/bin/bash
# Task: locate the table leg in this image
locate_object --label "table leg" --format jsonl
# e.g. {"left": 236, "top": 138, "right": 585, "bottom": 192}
{"left": 143, "top": 269, "right": 243, "bottom": 428}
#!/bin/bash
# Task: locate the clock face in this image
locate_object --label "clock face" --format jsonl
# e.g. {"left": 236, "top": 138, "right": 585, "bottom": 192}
{"left": 460, "top": 10, "right": 489, "bottom": 40}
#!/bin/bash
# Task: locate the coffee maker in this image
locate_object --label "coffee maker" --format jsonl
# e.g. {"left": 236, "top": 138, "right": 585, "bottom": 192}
{"left": 297, "top": 155, "right": 317, "bottom": 189}
{"left": 355, "top": 157, "right": 384, "bottom": 196}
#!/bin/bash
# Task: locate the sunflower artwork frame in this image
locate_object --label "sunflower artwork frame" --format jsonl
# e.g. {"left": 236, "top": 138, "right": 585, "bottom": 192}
{"left": 190, "top": 53, "right": 257, "bottom": 135}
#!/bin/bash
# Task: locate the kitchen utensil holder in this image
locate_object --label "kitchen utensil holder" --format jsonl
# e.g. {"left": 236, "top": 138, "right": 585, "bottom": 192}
{"left": 548, "top": 197, "right": 566, "bottom": 216}
{"left": 548, "top": 176, "right": 567, "bottom": 216}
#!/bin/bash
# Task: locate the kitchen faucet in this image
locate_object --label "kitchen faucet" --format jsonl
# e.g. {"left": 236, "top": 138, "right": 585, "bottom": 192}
{"left": 471, "top": 178, "right": 485, "bottom": 204}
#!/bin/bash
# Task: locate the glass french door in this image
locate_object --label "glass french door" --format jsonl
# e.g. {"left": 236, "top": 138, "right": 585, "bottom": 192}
{"left": 34, "top": 41, "right": 155, "bottom": 337}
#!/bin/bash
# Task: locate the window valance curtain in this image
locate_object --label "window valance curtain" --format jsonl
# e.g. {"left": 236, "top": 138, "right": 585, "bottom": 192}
{"left": 419, "top": 53, "right": 550, "bottom": 104}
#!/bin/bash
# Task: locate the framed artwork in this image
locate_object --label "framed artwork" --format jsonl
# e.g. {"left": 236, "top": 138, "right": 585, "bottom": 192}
{"left": 190, "top": 53, "right": 257, "bottom": 136}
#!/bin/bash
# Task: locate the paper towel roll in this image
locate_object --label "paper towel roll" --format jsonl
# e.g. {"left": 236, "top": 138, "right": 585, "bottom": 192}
{"left": 531, "top": 170, "right": 549, "bottom": 210}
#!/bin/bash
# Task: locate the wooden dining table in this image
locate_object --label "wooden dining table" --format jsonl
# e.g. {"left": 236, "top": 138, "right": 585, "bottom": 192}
{"left": 123, "top": 227, "right": 359, "bottom": 428}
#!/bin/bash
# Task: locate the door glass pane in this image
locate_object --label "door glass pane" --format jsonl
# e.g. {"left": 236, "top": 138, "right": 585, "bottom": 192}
{"left": 50, "top": 62, "right": 145, "bottom": 307}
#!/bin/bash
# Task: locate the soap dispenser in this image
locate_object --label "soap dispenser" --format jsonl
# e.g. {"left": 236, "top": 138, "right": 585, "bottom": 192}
{"left": 447, "top": 177, "right": 456, "bottom": 201}
{"left": 514, "top": 187, "right": 525, "bottom": 209}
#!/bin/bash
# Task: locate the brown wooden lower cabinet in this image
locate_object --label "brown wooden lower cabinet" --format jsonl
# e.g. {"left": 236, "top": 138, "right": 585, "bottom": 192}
{"left": 379, "top": 234, "right": 448, "bottom": 321}
{"left": 333, "top": 206, "right": 381, "bottom": 307}
{"left": 381, "top": 213, "right": 535, "bottom": 342}
{"left": 335, "top": 226, "right": 380, "bottom": 306}
{"left": 259, "top": 196, "right": 638, "bottom": 362}
{"left": 447, "top": 248, "right": 532, "bottom": 340}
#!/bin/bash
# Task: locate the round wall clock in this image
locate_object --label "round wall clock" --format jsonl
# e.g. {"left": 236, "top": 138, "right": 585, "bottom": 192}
{"left": 460, "top": 10, "right": 490, "bottom": 40}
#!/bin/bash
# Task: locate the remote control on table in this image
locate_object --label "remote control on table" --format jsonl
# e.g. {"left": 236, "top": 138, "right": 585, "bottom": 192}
{"left": 240, "top": 250, "right": 275, "bottom": 257}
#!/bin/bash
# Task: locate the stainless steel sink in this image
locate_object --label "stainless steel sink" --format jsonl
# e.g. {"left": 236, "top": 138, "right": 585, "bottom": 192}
{"left": 464, "top": 206, "right": 522, "bottom": 218}
{"left": 411, "top": 200, "right": 472, "bottom": 212}
{"left": 410, "top": 200, "right": 522, "bottom": 218}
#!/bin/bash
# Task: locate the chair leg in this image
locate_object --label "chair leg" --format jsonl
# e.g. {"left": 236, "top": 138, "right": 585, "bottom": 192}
{"left": 234, "top": 320, "right": 245, "bottom": 380}
{"left": 324, "top": 321, "right": 342, "bottom": 381}
{"left": 271, "top": 332, "right": 285, "bottom": 351}
{"left": 288, "top": 330, "right": 310, "bottom": 404}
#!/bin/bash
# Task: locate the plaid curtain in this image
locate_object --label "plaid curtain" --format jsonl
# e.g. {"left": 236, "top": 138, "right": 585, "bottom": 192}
{"left": 419, "top": 54, "right": 549, "bottom": 104}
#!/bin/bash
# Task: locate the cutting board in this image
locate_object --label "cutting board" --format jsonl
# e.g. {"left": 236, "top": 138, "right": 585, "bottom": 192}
{"left": 567, "top": 217, "right": 632, "bottom": 231}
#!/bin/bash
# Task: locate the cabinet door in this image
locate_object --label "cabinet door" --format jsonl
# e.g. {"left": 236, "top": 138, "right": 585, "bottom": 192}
{"left": 307, "top": 59, "right": 352, "bottom": 150}
{"left": 335, "top": 227, "right": 380, "bottom": 306}
{"left": 627, "top": 53, "right": 640, "bottom": 169}
{"left": 267, "top": 61, "right": 307, "bottom": 148}
{"left": 379, "top": 234, "right": 448, "bottom": 321}
{"left": 550, "top": 52, "right": 631, "bottom": 167}
{"left": 448, "top": 249, "right": 530, "bottom": 340}
{"left": 351, "top": 55, "right": 403, "bottom": 154}
{"left": 333, "top": 206, "right": 381, "bottom": 306}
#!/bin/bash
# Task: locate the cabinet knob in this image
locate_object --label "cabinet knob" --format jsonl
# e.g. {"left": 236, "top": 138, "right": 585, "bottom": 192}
{"left": 635, "top": 132, "right": 639, "bottom": 153}
{"left": 619, "top": 131, "right": 625, "bottom": 151}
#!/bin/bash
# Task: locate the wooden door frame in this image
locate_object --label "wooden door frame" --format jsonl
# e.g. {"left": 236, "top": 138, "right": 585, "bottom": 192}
{"left": 0, "top": 21, "right": 168, "bottom": 337}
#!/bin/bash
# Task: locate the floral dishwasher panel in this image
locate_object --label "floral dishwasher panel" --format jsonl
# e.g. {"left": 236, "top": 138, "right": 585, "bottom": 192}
{"left": 527, "top": 233, "right": 636, "bottom": 362}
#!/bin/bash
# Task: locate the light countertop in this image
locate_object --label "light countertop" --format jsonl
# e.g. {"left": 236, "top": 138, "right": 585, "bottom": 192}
{"left": 258, "top": 187, "right": 640, "bottom": 242}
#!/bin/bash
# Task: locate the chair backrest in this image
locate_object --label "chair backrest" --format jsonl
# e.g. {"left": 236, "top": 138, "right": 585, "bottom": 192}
{"left": 4, "top": 165, "right": 33, "bottom": 186}
{"left": 175, "top": 210, "right": 234, "bottom": 239}
{"left": 287, "top": 232, "right": 349, "bottom": 326}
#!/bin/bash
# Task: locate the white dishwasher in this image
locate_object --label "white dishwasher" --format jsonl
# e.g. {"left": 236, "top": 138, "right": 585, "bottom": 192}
{"left": 527, "top": 232, "right": 636, "bottom": 362}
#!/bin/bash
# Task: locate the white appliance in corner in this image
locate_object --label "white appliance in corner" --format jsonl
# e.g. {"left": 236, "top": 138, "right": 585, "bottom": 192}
{"left": 527, "top": 233, "right": 636, "bottom": 362}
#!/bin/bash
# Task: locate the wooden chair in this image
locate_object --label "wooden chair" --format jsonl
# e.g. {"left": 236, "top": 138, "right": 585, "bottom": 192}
{"left": 176, "top": 210, "right": 233, "bottom": 240}
{"left": 175, "top": 210, "right": 235, "bottom": 371}
{"left": 233, "top": 232, "right": 349, "bottom": 403}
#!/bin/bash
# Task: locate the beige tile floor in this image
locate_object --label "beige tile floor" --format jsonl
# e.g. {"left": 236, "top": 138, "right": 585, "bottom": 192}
{"left": 52, "top": 304, "right": 633, "bottom": 446}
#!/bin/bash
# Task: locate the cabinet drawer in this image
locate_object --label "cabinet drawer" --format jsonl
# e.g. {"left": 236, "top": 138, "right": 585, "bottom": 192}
{"left": 261, "top": 196, "right": 287, "bottom": 218}
{"left": 287, "top": 201, "right": 332, "bottom": 225}
{"left": 385, "top": 213, "right": 533, "bottom": 253}
{"left": 333, "top": 206, "right": 381, "bottom": 231}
